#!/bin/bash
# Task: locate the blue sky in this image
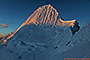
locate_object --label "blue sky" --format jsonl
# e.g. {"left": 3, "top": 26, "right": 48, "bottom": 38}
{"left": 0, "top": 0, "right": 90, "bottom": 35}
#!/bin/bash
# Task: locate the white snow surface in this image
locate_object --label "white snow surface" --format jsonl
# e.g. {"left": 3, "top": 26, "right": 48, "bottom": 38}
{"left": 0, "top": 4, "right": 89, "bottom": 60}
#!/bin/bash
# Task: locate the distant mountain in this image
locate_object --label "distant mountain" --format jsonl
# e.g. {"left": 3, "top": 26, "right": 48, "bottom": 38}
{"left": 1, "top": 4, "right": 90, "bottom": 60}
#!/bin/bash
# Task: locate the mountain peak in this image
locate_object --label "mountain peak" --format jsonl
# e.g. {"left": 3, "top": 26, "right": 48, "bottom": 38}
{"left": 24, "top": 4, "right": 62, "bottom": 26}
{"left": 0, "top": 4, "right": 79, "bottom": 44}
{"left": 37, "top": 4, "right": 55, "bottom": 10}
{"left": 24, "top": 4, "right": 77, "bottom": 27}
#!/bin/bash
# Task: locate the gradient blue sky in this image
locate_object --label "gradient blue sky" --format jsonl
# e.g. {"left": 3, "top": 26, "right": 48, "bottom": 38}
{"left": 0, "top": 0, "right": 90, "bottom": 35}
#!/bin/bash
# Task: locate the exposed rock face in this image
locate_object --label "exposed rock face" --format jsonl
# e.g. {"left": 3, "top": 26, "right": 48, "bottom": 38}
{"left": 70, "top": 21, "right": 80, "bottom": 35}
{"left": 70, "top": 20, "right": 90, "bottom": 44}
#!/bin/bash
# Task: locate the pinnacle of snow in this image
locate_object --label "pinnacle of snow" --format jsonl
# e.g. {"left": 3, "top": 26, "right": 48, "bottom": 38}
{"left": 23, "top": 4, "right": 77, "bottom": 27}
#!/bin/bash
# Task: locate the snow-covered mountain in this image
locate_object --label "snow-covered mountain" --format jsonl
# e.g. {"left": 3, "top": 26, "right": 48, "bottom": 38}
{"left": 0, "top": 4, "right": 89, "bottom": 60}
{"left": 0, "top": 4, "right": 79, "bottom": 45}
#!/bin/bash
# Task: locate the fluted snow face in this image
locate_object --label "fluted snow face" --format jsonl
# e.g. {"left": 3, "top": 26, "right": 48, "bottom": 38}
{"left": 24, "top": 4, "right": 60, "bottom": 26}
{"left": 23, "top": 4, "right": 76, "bottom": 27}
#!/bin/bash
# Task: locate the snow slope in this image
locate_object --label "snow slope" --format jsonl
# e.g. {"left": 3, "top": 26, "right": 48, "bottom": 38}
{"left": 0, "top": 4, "right": 89, "bottom": 60}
